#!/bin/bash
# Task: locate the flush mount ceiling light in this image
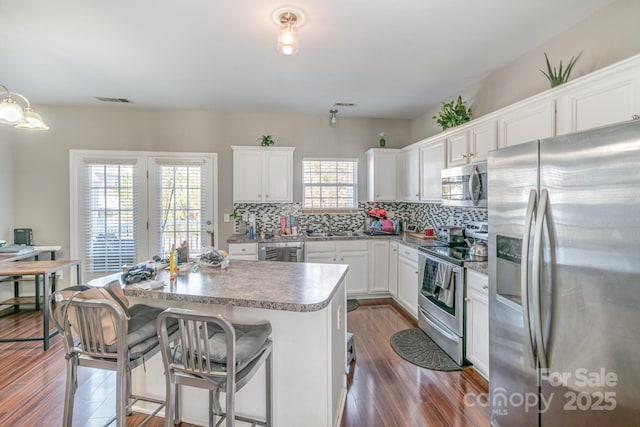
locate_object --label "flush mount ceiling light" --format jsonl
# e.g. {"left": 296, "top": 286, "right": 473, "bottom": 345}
{"left": 273, "top": 8, "right": 304, "bottom": 55}
{"left": 0, "top": 85, "right": 49, "bottom": 130}
{"left": 329, "top": 109, "right": 338, "bottom": 128}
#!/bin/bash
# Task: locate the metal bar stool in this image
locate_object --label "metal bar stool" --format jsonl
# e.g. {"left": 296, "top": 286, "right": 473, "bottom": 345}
{"left": 50, "top": 288, "right": 168, "bottom": 427}
{"left": 157, "top": 307, "right": 273, "bottom": 427}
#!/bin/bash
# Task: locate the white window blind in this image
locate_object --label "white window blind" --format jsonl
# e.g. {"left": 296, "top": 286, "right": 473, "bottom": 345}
{"left": 152, "top": 159, "right": 209, "bottom": 256}
{"left": 303, "top": 159, "right": 358, "bottom": 209}
{"left": 83, "top": 160, "right": 137, "bottom": 273}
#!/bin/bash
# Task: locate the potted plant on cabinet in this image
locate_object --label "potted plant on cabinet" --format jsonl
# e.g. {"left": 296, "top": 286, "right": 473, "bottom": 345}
{"left": 259, "top": 135, "right": 275, "bottom": 146}
{"left": 432, "top": 96, "right": 472, "bottom": 130}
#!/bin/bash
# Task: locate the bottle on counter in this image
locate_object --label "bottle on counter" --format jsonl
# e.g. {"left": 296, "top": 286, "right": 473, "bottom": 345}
{"left": 169, "top": 243, "right": 178, "bottom": 279}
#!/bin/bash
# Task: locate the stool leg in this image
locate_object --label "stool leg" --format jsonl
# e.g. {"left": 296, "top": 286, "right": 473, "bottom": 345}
{"left": 115, "top": 359, "right": 127, "bottom": 426}
{"left": 174, "top": 381, "right": 181, "bottom": 425}
{"left": 164, "top": 372, "right": 175, "bottom": 427}
{"left": 266, "top": 351, "right": 273, "bottom": 426}
{"left": 62, "top": 356, "right": 77, "bottom": 427}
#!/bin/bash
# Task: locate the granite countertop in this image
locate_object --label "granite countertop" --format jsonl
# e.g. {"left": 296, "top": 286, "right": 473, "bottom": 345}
{"left": 228, "top": 232, "right": 427, "bottom": 246}
{"left": 90, "top": 260, "right": 349, "bottom": 313}
{"left": 465, "top": 261, "right": 488, "bottom": 275}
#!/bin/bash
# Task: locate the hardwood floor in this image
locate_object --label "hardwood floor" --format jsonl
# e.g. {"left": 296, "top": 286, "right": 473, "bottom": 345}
{"left": 341, "top": 301, "right": 489, "bottom": 427}
{"left": 0, "top": 302, "right": 489, "bottom": 426}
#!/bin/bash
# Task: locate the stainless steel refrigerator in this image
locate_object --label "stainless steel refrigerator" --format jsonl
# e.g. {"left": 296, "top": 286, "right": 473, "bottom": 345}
{"left": 488, "top": 120, "right": 640, "bottom": 426}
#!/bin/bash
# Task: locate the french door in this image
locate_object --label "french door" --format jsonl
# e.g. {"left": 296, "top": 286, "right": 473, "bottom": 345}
{"left": 70, "top": 150, "right": 216, "bottom": 279}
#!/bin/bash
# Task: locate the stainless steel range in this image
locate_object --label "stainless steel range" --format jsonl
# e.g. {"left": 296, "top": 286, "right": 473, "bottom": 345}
{"left": 417, "top": 222, "right": 488, "bottom": 365}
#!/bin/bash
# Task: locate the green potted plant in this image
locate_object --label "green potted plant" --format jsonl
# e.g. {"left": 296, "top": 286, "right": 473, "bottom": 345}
{"left": 432, "top": 96, "right": 472, "bottom": 130}
{"left": 540, "top": 51, "right": 583, "bottom": 87}
{"left": 259, "top": 135, "right": 275, "bottom": 146}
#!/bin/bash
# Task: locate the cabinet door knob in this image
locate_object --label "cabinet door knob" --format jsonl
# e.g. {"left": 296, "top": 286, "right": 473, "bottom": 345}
{"left": 482, "top": 284, "right": 488, "bottom": 289}
{"left": 462, "top": 154, "right": 468, "bottom": 159}
{"left": 469, "top": 152, "right": 475, "bottom": 157}
{"left": 632, "top": 114, "right": 639, "bottom": 120}
{"left": 465, "top": 297, "right": 471, "bottom": 302}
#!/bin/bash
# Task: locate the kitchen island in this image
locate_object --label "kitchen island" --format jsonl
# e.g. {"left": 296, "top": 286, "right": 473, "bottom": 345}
{"left": 90, "top": 260, "right": 349, "bottom": 427}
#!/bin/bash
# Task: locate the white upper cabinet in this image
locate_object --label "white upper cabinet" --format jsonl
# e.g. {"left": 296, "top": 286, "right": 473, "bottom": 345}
{"left": 401, "top": 147, "right": 420, "bottom": 201}
{"left": 469, "top": 120, "right": 498, "bottom": 162}
{"left": 232, "top": 146, "right": 294, "bottom": 203}
{"left": 446, "top": 131, "right": 469, "bottom": 167}
{"left": 556, "top": 63, "right": 640, "bottom": 135}
{"left": 367, "top": 148, "right": 398, "bottom": 202}
{"left": 420, "top": 140, "right": 446, "bottom": 202}
{"left": 498, "top": 99, "right": 556, "bottom": 148}
{"left": 446, "top": 121, "right": 497, "bottom": 167}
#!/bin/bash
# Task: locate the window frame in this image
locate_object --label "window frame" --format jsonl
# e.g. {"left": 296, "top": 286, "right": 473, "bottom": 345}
{"left": 302, "top": 157, "right": 359, "bottom": 211}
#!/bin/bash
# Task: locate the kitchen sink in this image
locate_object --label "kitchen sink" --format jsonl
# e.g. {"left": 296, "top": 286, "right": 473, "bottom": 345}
{"left": 306, "top": 231, "right": 361, "bottom": 238}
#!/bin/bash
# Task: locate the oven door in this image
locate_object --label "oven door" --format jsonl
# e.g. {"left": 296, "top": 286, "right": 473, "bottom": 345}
{"left": 418, "top": 251, "right": 464, "bottom": 336}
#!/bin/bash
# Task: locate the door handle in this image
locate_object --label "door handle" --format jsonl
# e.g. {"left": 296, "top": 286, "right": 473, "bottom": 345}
{"left": 468, "top": 164, "right": 482, "bottom": 206}
{"left": 532, "top": 189, "right": 549, "bottom": 369}
{"left": 521, "top": 189, "right": 538, "bottom": 369}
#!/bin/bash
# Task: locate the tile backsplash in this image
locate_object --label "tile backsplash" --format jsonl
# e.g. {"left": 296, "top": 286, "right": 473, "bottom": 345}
{"left": 232, "top": 202, "right": 487, "bottom": 235}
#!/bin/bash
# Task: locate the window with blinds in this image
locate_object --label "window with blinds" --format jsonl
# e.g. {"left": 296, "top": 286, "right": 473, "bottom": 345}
{"left": 83, "top": 160, "right": 137, "bottom": 273}
{"left": 302, "top": 159, "right": 358, "bottom": 209}
{"left": 153, "top": 160, "right": 207, "bottom": 256}
{"left": 71, "top": 150, "right": 216, "bottom": 278}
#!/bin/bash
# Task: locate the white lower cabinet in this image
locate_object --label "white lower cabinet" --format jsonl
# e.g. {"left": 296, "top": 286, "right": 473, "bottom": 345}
{"left": 306, "top": 240, "right": 369, "bottom": 296}
{"left": 368, "top": 240, "right": 390, "bottom": 294}
{"left": 396, "top": 244, "right": 419, "bottom": 319}
{"left": 465, "top": 269, "right": 489, "bottom": 379}
{"left": 388, "top": 241, "right": 399, "bottom": 298}
{"left": 228, "top": 243, "right": 258, "bottom": 261}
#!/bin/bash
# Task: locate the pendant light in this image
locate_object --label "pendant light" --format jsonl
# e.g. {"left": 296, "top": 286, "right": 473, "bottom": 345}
{"left": 329, "top": 109, "right": 338, "bottom": 128}
{"left": 0, "top": 85, "right": 49, "bottom": 130}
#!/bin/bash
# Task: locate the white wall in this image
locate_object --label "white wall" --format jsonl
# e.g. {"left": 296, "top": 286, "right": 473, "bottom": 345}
{"left": 0, "top": 127, "right": 13, "bottom": 241}
{"left": 410, "top": 0, "right": 640, "bottom": 142}
{"left": 10, "top": 106, "right": 411, "bottom": 257}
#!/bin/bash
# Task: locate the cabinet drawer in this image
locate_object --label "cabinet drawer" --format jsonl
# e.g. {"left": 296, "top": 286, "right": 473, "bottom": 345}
{"left": 466, "top": 269, "right": 488, "bottom": 293}
{"left": 337, "top": 240, "right": 368, "bottom": 252}
{"left": 398, "top": 244, "right": 419, "bottom": 263}
{"left": 306, "top": 241, "right": 336, "bottom": 253}
{"left": 228, "top": 243, "right": 258, "bottom": 256}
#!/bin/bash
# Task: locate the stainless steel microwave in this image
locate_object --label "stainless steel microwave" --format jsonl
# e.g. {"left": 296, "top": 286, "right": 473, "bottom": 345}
{"left": 441, "top": 162, "right": 487, "bottom": 207}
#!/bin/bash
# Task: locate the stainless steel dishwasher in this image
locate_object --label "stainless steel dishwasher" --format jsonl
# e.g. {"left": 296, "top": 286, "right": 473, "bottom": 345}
{"left": 258, "top": 241, "right": 305, "bottom": 262}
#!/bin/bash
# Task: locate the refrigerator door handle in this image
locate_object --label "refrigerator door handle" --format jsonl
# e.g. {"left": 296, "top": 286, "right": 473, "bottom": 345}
{"left": 532, "top": 188, "right": 549, "bottom": 369}
{"left": 521, "top": 189, "right": 538, "bottom": 369}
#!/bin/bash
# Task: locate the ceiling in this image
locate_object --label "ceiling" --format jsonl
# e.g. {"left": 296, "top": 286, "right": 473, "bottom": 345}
{"left": 0, "top": 0, "right": 613, "bottom": 119}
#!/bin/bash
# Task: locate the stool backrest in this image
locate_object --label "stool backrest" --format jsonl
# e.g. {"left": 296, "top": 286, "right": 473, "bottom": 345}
{"left": 157, "top": 308, "right": 236, "bottom": 381}
{"left": 53, "top": 294, "right": 128, "bottom": 360}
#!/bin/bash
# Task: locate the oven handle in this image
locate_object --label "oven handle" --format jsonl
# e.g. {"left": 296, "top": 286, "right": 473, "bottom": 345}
{"left": 420, "top": 308, "right": 460, "bottom": 342}
{"left": 521, "top": 189, "right": 538, "bottom": 369}
{"left": 532, "top": 189, "right": 549, "bottom": 369}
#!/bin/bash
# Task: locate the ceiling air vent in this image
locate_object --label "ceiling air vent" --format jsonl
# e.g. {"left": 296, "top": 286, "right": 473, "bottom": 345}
{"left": 335, "top": 102, "right": 355, "bottom": 107}
{"left": 95, "top": 96, "right": 133, "bottom": 103}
